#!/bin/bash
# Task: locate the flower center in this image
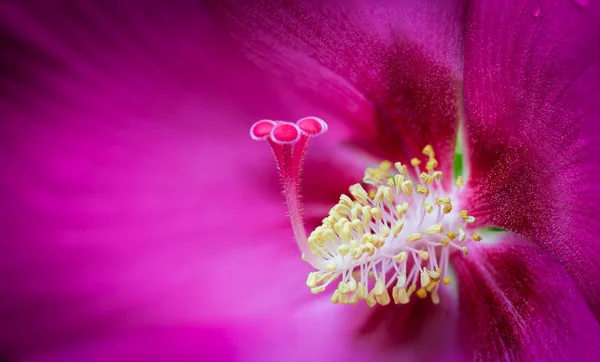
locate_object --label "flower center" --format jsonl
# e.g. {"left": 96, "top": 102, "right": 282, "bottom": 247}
{"left": 250, "top": 118, "right": 480, "bottom": 307}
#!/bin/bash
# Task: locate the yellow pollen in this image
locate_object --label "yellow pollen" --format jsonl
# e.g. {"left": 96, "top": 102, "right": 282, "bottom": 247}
{"left": 426, "top": 158, "right": 438, "bottom": 172}
{"left": 299, "top": 144, "right": 474, "bottom": 308}
{"left": 424, "top": 223, "right": 444, "bottom": 234}
{"left": 423, "top": 203, "right": 434, "bottom": 213}
{"left": 406, "top": 233, "right": 423, "bottom": 242}
{"left": 417, "top": 184, "right": 430, "bottom": 197}
{"left": 456, "top": 176, "right": 464, "bottom": 187}
{"left": 422, "top": 144, "right": 435, "bottom": 158}
{"left": 401, "top": 180, "right": 414, "bottom": 197}
{"left": 420, "top": 172, "right": 434, "bottom": 184}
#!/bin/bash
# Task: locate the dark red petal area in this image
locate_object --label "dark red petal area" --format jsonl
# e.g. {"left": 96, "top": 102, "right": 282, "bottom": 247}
{"left": 462, "top": 0, "right": 600, "bottom": 317}
{"left": 452, "top": 235, "right": 600, "bottom": 361}
{"left": 212, "top": 0, "right": 466, "bottom": 183}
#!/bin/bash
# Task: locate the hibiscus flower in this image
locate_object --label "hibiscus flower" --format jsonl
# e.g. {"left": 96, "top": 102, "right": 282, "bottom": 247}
{"left": 1, "top": 1, "right": 599, "bottom": 362}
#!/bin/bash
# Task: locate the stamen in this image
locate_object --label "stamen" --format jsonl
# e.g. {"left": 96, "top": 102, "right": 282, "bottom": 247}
{"left": 251, "top": 122, "right": 481, "bottom": 307}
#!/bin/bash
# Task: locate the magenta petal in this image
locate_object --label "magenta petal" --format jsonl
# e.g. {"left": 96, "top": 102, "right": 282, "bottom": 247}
{"left": 0, "top": 1, "right": 363, "bottom": 359}
{"left": 452, "top": 235, "right": 600, "bottom": 361}
{"left": 462, "top": 1, "right": 600, "bottom": 317}
{"left": 21, "top": 326, "right": 239, "bottom": 362}
{"left": 214, "top": 0, "right": 466, "bottom": 178}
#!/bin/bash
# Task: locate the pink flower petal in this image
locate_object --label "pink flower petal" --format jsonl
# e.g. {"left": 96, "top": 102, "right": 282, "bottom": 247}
{"left": 461, "top": 0, "right": 600, "bottom": 317}
{"left": 452, "top": 234, "right": 600, "bottom": 361}
{"left": 0, "top": 1, "right": 358, "bottom": 358}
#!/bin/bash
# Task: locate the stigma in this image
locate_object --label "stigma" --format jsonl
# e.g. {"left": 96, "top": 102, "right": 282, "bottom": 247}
{"left": 250, "top": 117, "right": 480, "bottom": 307}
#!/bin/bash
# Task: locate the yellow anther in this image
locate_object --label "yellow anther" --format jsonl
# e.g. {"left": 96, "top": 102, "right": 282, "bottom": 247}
{"left": 368, "top": 189, "right": 377, "bottom": 199}
{"left": 337, "top": 244, "right": 351, "bottom": 256}
{"left": 426, "top": 158, "right": 438, "bottom": 172}
{"left": 326, "top": 261, "right": 338, "bottom": 271}
{"left": 395, "top": 251, "right": 408, "bottom": 264}
{"left": 311, "top": 286, "right": 326, "bottom": 294}
{"left": 456, "top": 176, "right": 464, "bottom": 187}
{"left": 340, "top": 223, "right": 352, "bottom": 241}
{"left": 361, "top": 206, "right": 372, "bottom": 223}
{"left": 338, "top": 281, "right": 350, "bottom": 295}
{"left": 362, "top": 243, "right": 375, "bottom": 256}
{"left": 427, "top": 269, "right": 441, "bottom": 280}
{"left": 425, "top": 281, "right": 438, "bottom": 292}
{"left": 431, "top": 290, "right": 440, "bottom": 305}
{"left": 472, "top": 232, "right": 482, "bottom": 242}
{"left": 440, "top": 237, "right": 449, "bottom": 247}
{"left": 435, "top": 196, "right": 451, "bottom": 205}
{"left": 457, "top": 227, "right": 466, "bottom": 242}
{"left": 460, "top": 210, "right": 468, "bottom": 219}
{"left": 306, "top": 272, "right": 318, "bottom": 288}
{"left": 393, "top": 220, "right": 405, "bottom": 237}
{"left": 339, "top": 194, "right": 353, "bottom": 207}
{"left": 383, "top": 186, "right": 394, "bottom": 203}
{"left": 361, "top": 233, "right": 372, "bottom": 245}
{"left": 349, "top": 183, "right": 369, "bottom": 203}
{"left": 406, "top": 233, "right": 422, "bottom": 242}
{"left": 417, "top": 184, "right": 430, "bottom": 197}
{"left": 379, "top": 160, "right": 392, "bottom": 170}
{"left": 396, "top": 202, "right": 409, "bottom": 218}
{"left": 443, "top": 202, "right": 453, "bottom": 214}
{"left": 420, "top": 172, "right": 434, "bottom": 184}
{"left": 416, "top": 288, "right": 427, "bottom": 299}
{"left": 380, "top": 225, "right": 390, "bottom": 238}
{"left": 432, "top": 170, "right": 443, "bottom": 180}
{"left": 393, "top": 175, "right": 404, "bottom": 194}
{"left": 365, "top": 295, "right": 377, "bottom": 307}
{"left": 443, "top": 277, "right": 451, "bottom": 285}
{"left": 348, "top": 292, "right": 359, "bottom": 305}
{"left": 350, "top": 203, "right": 360, "bottom": 220}
{"left": 301, "top": 253, "right": 307, "bottom": 261}
{"left": 330, "top": 289, "right": 340, "bottom": 304}
{"left": 407, "top": 285, "right": 417, "bottom": 297}
{"left": 401, "top": 180, "right": 414, "bottom": 197}
{"left": 351, "top": 219, "right": 364, "bottom": 234}
{"left": 420, "top": 268, "right": 431, "bottom": 287}
{"left": 373, "top": 280, "right": 386, "bottom": 296}
{"left": 323, "top": 228, "right": 337, "bottom": 242}
{"left": 446, "top": 231, "right": 457, "bottom": 240}
{"left": 394, "top": 162, "right": 407, "bottom": 175}
{"left": 373, "top": 186, "right": 385, "bottom": 203}
{"left": 465, "top": 215, "right": 476, "bottom": 223}
{"left": 461, "top": 246, "right": 469, "bottom": 255}
{"left": 418, "top": 250, "right": 429, "bottom": 260}
{"left": 372, "top": 235, "right": 385, "bottom": 248}
{"left": 351, "top": 247, "right": 363, "bottom": 260}
{"left": 393, "top": 286, "right": 409, "bottom": 304}
{"left": 424, "top": 223, "right": 444, "bottom": 234}
{"left": 423, "top": 203, "right": 434, "bottom": 213}
{"left": 410, "top": 158, "right": 421, "bottom": 167}
{"left": 422, "top": 144, "right": 435, "bottom": 158}
{"left": 376, "top": 290, "right": 391, "bottom": 306}
{"left": 357, "top": 283, "right": 368, "bottom": 299}
{"left": 370, "top": 207, "right": 383, "bottom": 220}
{"left": 387, "top": 178, "right": 395, "bottom": 187}
{"left": 348, "top": 277, "right": 358, "bottom": 293}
